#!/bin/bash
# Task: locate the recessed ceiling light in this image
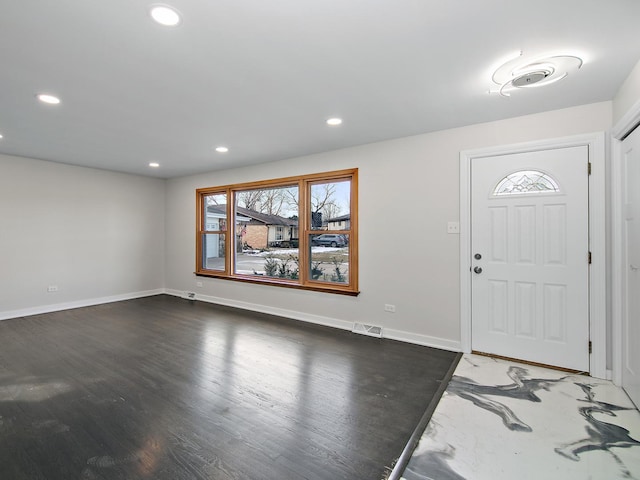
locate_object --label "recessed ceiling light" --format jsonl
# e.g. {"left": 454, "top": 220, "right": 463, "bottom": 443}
{"left": 215, "top": 146, "right": 229, "bottom": 153}
{"left": 326, "top": 118, "right": 343, "bottom": 126}
{"left": 149, "top": 162, "right": 160, "bottom": 168}
{"left": 37, "top": 93, "right": 61, "bottom": 105}
{"left": 150, "top": 5, "right": 181, "bottom": 26}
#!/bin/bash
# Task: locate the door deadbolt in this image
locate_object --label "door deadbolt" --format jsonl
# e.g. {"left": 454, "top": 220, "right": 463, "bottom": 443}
{"left": 474, "top": 253, "right": 482, "bottom": 260}
{"left": 473, "top": 266, "right": 483, "bottom": 274}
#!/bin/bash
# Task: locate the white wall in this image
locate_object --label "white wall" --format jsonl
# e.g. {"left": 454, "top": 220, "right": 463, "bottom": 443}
{"left": 613, "top": 59, "right": 640, "bottom": 125}
{"left": 165, "top": 101, "right": 612, "bottom": 350}
{"left": 0, "top": 154, "right": 166, "bottom": 319}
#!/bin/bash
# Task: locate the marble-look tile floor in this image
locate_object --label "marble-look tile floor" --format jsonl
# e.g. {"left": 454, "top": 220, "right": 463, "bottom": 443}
{"left": 402, "top": 354, "right": 640, "bottom": 480}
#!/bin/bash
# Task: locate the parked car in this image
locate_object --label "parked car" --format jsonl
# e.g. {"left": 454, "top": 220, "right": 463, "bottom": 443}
{"left": 269, "top": 238, "right": 299, "bottom": 248}
{"left": 312, "top": 234, "right": 346, "bottom": 247}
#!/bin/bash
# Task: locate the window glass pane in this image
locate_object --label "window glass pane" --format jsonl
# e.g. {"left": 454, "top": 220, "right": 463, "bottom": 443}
{"left": 310, "top": 180, "right": 350, "bottom": 230}
{"left": 202, "top": 234, "right": 225, "bottom": 271}
{"left": 309, "top": 234, "right": 349, "bottom": 284}
{"left": 493, "top": 170, "right": 560, "bottom": 196}
{"left": 204, "top": 193, "right": 227, "bottom": 231}
{"left": 238, "top": 251, "right": 300, "bottom": 280}
{"left": 234, "top": 185, "right": 299, "bottom": 278}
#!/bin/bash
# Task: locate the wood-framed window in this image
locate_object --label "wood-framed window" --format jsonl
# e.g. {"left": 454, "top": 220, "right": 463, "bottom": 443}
{"left": 196, "top": 168, "right": 358, "bottom": 296}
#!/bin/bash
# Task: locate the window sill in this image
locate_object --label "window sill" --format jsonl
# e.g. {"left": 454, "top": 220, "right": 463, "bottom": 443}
{"left": 194, "top": 271, "right": 360, "bottom": 296}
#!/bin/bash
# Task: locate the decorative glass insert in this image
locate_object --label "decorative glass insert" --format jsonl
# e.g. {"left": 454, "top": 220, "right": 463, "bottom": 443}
{"left": 493, "top": 170, "right": 560, "bottom": 196}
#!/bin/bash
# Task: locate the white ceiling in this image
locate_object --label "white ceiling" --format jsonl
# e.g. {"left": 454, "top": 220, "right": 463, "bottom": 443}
{"left": 1, "top": 0, "right": 639, "bottom": 178}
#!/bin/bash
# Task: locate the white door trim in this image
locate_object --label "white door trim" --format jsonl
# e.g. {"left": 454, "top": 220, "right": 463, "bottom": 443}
{"left": 611, "top": 98, "right": 640, "bottom": 386}
{"left": 460, "top": 132, "right": 606, "bottom": 378}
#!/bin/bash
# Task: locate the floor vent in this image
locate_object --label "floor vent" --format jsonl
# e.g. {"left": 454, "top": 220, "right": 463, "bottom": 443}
{"left": 352, "top": 323, "right": 383, "bottom": 338}
{"left": 184, "top": 292, "right": 196, "bottom": 300}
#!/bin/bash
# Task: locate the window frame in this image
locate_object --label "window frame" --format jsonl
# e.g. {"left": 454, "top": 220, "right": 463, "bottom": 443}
{"left": 198, "top": 192, "right": 229, "bottom": 273}
{"left": 195, "top": 168, "right": 358, "bottom": 296}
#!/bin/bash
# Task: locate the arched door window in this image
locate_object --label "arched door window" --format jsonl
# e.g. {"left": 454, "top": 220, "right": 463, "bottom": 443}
{"left": 492, "top": 170, "right": 560, "bottom": 196}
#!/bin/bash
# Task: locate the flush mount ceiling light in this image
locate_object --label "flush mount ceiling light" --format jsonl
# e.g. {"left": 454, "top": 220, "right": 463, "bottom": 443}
{"left": 215, "top": 146, "right": 229, "bottom": 153}
{"left": 326, "top": 117, "right": 343, "bottom": 126}
{"left": 36, "top": 93, "right": 61, "bottom": 105}
{"left": 150, "top": 5, "right": 181, "bottom": 26}
{"left": 0, "top": 133, "right": 3, "bottom": 139}
{"left": 489, "top": 52, "right": 583, "bottom": 97}
{"left": 149, "top": 162, "right": 160, "bottom": 168}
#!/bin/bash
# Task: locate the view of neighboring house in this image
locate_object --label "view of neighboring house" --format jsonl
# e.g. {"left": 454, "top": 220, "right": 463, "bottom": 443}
{"left": 206, "top": 205, "right": 298, "bottom": 250}
{"left": 205, "top": 206, "right": 251, "bottom": 259}
{"left": 240, "top": 207, "right": 299, "bottom": 249}
{"left": 326, "top": 214, "right": 350, "bottom": 231}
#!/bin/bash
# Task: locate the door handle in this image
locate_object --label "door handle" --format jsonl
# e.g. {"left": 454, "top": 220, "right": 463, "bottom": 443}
{"left": 474, "top": 266, "right": 483, "bottom": 274}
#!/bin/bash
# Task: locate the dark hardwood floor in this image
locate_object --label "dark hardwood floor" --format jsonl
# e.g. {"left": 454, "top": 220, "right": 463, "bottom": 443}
{"left": 0, "top": 295, "right": 459, "bottom": 480}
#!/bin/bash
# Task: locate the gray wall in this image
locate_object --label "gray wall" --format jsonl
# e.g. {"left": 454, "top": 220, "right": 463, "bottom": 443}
{"left": 0, "top": 154, "right": 166, "bottom": 318}
{"left": 164, "top": 102, "right": 612, "bottom": 350}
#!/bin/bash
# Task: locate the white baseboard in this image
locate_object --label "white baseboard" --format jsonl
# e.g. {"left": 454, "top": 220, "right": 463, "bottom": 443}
{"left": 0, "top": 289, "right": 165, "bottom": 321}
{"left": 1, "top": 288, "right": 462, "bottom": 353}
{"left": 164, "top": 289, "right": 462, "bottom": 353}
{"left": 384, "top": 329, "right": 461, "bottom": 352}
{"left": 164, "top": 289, "right": 354, "bottom": 331}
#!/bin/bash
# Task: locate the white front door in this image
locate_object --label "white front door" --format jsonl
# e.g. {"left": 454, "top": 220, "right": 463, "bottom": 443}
{"left": 622, "top": 126, "right": 640, "bottom": 407}
{"left": 471, "top": 146, "right": 590, "bottom": 371}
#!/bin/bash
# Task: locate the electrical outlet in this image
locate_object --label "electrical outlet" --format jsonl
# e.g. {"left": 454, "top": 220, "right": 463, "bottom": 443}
{"left": 447, "top": 221, "right": 460, "bottom": 234}
{"left": 47, "top": 285, "right": 58, "bottom": 292}
{"left": 196, "top": 281, "right": 203, "bottom": 287}
{"left": 384, "top": 304, "right": 396, "bottom": 313}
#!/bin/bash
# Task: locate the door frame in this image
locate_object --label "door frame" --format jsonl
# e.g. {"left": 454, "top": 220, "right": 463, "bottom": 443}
{"left": 460, "top": 132, "right": 606, "bottom": 378}
{"left": 611, "top": 99, "right": 640, "bottom": 386}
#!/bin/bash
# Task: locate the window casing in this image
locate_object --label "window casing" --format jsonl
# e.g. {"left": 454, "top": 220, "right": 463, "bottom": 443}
{"left": 196, "top": 169, "right": 358, "bottom": 295}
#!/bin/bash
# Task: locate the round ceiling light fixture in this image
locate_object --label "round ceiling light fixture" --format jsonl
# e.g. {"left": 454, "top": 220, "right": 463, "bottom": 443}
{"left": 326, "top": 117, "right": 343, "bottom": 126}
{"left": 489, "top": 52, "right": 583, "bottom": 97}
{"left": 215, "top": 146, "right": 229, "bottom": 153}
{"left": 150, "top": 5, "right": 181, "bottom": 26}
{"left": 37, "top": 93, "right": 61, "bottom": 105}
{"left": 149, "top": 162, "right": 160, "bottom": 168}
